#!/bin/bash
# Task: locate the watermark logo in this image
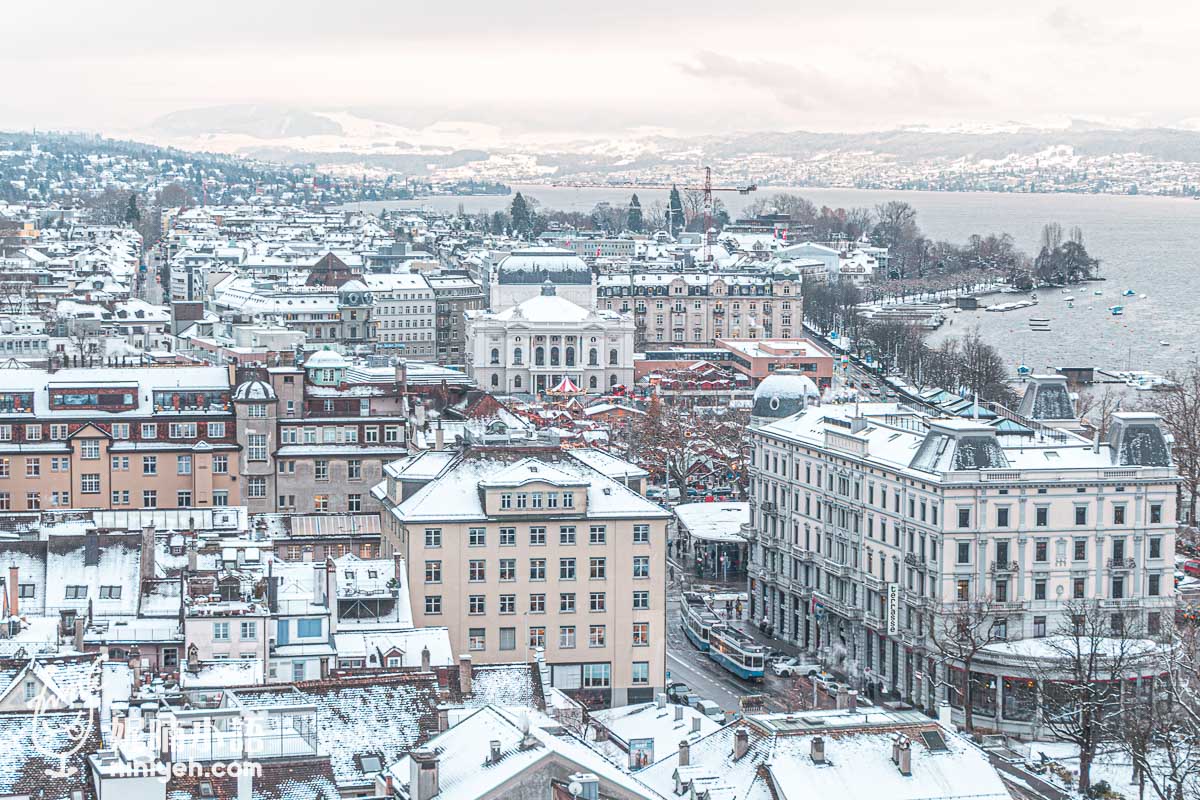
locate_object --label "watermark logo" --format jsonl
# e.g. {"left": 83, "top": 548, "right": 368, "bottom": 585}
{"left": 27, "top": 659, "right": 103, "bottom": 779}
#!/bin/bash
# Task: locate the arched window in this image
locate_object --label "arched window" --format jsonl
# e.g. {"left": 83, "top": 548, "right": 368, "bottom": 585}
{"left": 589, "top": 375, "right": 598, "bottom": 389}
{"left": 608, "top": 349, "right": 618, "bottom": 366}
{"left": 588, "top": 348, "right": 598, "bottom": 366}
{"left": 490, "top": 374, "right": 499, "bottom": 387}
{"left": 490, "top": 348, "right": 500, "bottom": 365}
{"left": 513, "top": 347, "right": 523, "bottom": 365}
{"left": 514, "top": 375, "right": 522, "bottom": 389}
{"left": 609, "top": 374, "right": 618, "bottom": 387}
{"left": 565, "top": 347, "right": 576, "bottom": 367}
{"left": 535, "top": 347, "right": 545, "bottom": 366}
{"left": 550, "top": 347, "right": 560, "bottom": 366}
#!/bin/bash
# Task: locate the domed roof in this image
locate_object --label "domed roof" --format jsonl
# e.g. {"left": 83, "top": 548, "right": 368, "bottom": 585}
{"left": 234, "top": 379, "right": 276, "bottom": 402}
{"left": 496, "top": 247, "right": 591, "bottom": 285}
{"left": 304, "top": 348, "right": 349, "bottom": 369}
{"left": 751, "top": 370, "right": 820, "bottom": 419}
{"left": 339, "top": 278, "right": 369, "bottom": 292}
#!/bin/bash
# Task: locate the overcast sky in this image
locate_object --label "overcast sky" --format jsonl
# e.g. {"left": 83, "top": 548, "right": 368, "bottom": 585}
{"left": 6, "top": 0, "right": 1196, "bottom": 137}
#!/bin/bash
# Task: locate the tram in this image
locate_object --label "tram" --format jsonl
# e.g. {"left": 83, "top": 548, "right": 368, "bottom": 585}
{"left": 706, "top": 625, "right": 768, "bottom": 681}
{"left": 680, "top": 591, "right": 724, "bottom": 651}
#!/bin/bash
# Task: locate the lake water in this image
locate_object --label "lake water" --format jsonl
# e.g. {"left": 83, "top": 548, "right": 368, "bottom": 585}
{"left": 342, "top": 186, "right": 1200, "bottom": 375}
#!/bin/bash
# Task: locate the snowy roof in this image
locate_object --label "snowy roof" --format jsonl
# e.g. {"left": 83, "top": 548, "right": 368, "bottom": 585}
{"left": 305, "top": 348, "right": 349, "bottom": 369}
{"left": 674, "top": 502, "right": 749, "bottom": 543}
{"left": 181, "top": 659, "right": 264, "bottom": 688}
{"left": 332, "top": 627, "right": 452, "bottom": 667}
{"left": 589, "top": 701, "right": 721, "bottom": 770}
{"left": 233, "top": 378, "right": 276, "bottom": 401}
{"left": 487, "top": 293, "right": 596, "bottom": 323}
{"left": 751, "top": 370, "right": 819, "bottom": 419}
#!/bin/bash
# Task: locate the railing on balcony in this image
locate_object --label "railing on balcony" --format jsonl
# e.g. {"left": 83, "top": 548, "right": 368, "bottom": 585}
{"left": 989, "top": 560, "right": 1020, "bottom": 574}
{"left": 1106, "top": 557, "right": 1136, "bottom": 571}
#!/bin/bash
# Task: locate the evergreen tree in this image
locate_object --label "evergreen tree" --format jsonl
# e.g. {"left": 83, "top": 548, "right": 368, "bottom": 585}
{"left": 510, "top": 192, "right": 532, "bottom": 238}
{"left": 123, "top": 192, "right": 140, "bottom": 224}
{"left": 627, "top": 194, "right": 643, "bottom": 232}
{"left": 667, "top": 186, "right": 684, "bottom": 236}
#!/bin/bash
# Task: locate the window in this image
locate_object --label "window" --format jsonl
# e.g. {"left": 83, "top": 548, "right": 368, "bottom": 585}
{"left": 313, "top": 495, "right": 329, "bottom": 512}
{"left": 0, "top": 458, "right": 8, "bottom": 478}
{"left": 80, "top": 473, "right": 100, "bottom": 494}
{"left": 1149, "top": 574, "right": 1161, "bottom": 596}
{"left": 633, "top": 556, "right": 650, "bottom": 579}
{"left": 247, "top": 434, "right": 267, "bottom": 461}
{"left": 1035, "top": 540, "right": 1048, "bottom": 562}
{"left": 291, "top": 662, "right": 305, "bottom": 681}
{"left": 957, "top": 508, "right": 970, "bottom": 528}
{"left": 177, "top": 455, "right": 192, "bottom": 475}
{"left": 425, "top": 561, "right": 442, "bottom": 583}
{"left": 1150, "top": 537, "right": 1162, "bottom": 559}
{"left": 26, "top": 491, "right": 39, "bottom": 510}
{"left": 499, "top": 627, "right": 516, "bottom": 651}
{"left": 425, "top": 596, "right": 442, "bottom": 614}
{"left": 560, "top": 526, "right": 576, "bottom": 545}
{"left": 633, "top": 524, "right": 650, "bottom": 544}
{"left": 80, "top": 439, "right": 100, "bottom": 459}
{"left": 563, "top": 492, "right": 575, "bottom": 508}
{"left": 297, "top": 619, "right": 322, "bottom": 637}
{"left": 1073, "top": 578, "right": 1086, "bottom": 599}
{"left": 992, "top": 618, "right": 1008, "bottom": 640}
{"left": 65, "top": 585, "right": 88, "bottom": 599}
{"left": 468, "top": 560, "right": 485, "bottom": 582}
{"left": 589, "top": 557, "right": 606, "bottom": 580}
{"left": 469, "top": 595, "right": 486, "bottom": 614}
{"left": 25, "top": 458, "right": 39, "bottom": 478}
{"left": 589, "top": 525, "right": 606, "bottom": 545}
{"left": 1075, "top": 506, "right": 1088, "bottom": 526}
{"left": 589, "top": 592, "right": 606, "bottom": 612}
{"left": 632, "top": 622, "right": 649, "bottom": 646}
{"left": 142, "top": 455, "right": 158, "bottom": 475}
{"left": 207, "top": 422, "right": 225, "bottom": 438}
{"left": 632, "top": 662, "right": 649, "bottom": 685}
{"left": 530, "top": 558, "right": 546, "bottom": 581}
{"left": 530, "top": 593, "right": 546, "bottom": 613}
{"left": 469, "top": 628, "right": 486, "bottom": 651}
{"left": 529, "top": 526, "right": 546, "bottom": 546}
{"left": 348, "top": 494, "right": 362, "bottom": 512}
{"left": 177, "top": 490, "right": 193, "bottom": 508}
{"left": 1034, "top": 579, "right": 1047, "bottom": 600}
{"left": 314, "top": 460, "right": 329, "bottom": 481}
{"left": 499, "top": 594, "right": 516, "bottom": 614}
{"left": 1035, "top": 507, "right": 1048, "bottom": 527}
{"left": 529, "top": 626, "right": 546, "bottom": 648}
{"left": 956, "top": 542, "right": 970, "bottom": 564}
{"left": 1113, "top": 505, "right": 1126, "bottom": 525}
{"left": 424, "top": 528, "right": 442, "bottom": 548}
{"left": 247, "top": 477, "right": 266, "bottom": 499}
{"left": 1034, "top": 616, "right": 1047, "bottom": 637}
{"left": 213, "top": 622, "right": 230, "bottom": 641}
{"left": 1150, "top": 503, "right": 1163, "bottom": 524}
{"left": 142, "top": 490, "right": 157, "bottom": 508}
{"left": 956, "top": 580, "right": 969, "bottom": 601}
{"left": 1148, "top": 612, "right": 1162, "bottom": 635}
{"left": 500, "top": 492, "right": 512, "bottom": 510}
{"left": 169, "top": 423, "right": 198, "bottom": 439}
{"left": 240, "top": 621, "right": 257, "bottom": 640}
{"left": 18, "top": 584, "right": 34, "bottom": 599}
{"left": 1073, "top": 539, "right": 1087, "bottom": 561}
{"left": 560, "top": 558, "right": 576, "bottom": 580}
{"left": 499, "top": 558, "right": 516, "bottom": 581}
{"left": 499, "top": 527, "right": 516, "bottom": 546}
{"left": 560, "top": 626, "right": 576, "bottom": 648}
{"left": 589, "top": 625, "right": 607, "bottom": 647}
{"left": 469, "top": 527, "right": 486, "bottom": 547}
{"left": 996, "top": 507, "right": 1010, "bottom": 528}
{"left": 25, "top": 424, "right": 42, "bottom": 441}
{"left": 560, "top": 592, "right": 576, "bottom": 612}
{"left": 583, "top": 663, "right": 611, "bottom": 688}
{"left": 633, "top": 590, "right": 649, "bottom": 610}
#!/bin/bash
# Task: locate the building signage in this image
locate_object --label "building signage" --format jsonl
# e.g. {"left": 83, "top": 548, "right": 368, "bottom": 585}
{"left": 886, "top": 583, "right": 900, "bottom": 636}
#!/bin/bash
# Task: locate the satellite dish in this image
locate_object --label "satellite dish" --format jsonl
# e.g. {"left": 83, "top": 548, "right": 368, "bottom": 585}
{"left": 568, "top": 781, "right": 583, "bottom": 797}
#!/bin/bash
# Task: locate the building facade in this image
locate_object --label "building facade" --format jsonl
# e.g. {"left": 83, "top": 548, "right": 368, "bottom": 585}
{"left": 745, "top": 379, "right": 1177, "bottom": 735}
{"left": 376, "top": 445, "right": 670, "bottom": 707}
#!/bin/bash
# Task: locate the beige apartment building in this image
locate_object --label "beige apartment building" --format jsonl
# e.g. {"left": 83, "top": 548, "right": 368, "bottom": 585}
{"left": 0, "top": 366, "right": 240, "bottom": 512}
{"left": 375, "top": 444, "right": 669, "bottom": 707}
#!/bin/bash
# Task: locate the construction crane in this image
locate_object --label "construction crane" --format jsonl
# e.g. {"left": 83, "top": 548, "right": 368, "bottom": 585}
{"left": 556, "top": 166, "right": 757, "bottom": 243}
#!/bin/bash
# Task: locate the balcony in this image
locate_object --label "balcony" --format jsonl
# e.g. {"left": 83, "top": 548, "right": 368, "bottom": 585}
{"left": 825, "top": 561, "right": 851, "bottom": 578}
{"left": 862, "top": 573, "right": 883, "bottom": 592}
{"left": 904, "top": 553, "right": 928, "bottom": 572}
{"left": 1106, "top": 557, "right": 1136, "bottom": 571}
{"left": 792, "top": 546, "right": 815, "bottom": 562}
{"left": 989, "top": 560, "right": 1020, "bottom": 574}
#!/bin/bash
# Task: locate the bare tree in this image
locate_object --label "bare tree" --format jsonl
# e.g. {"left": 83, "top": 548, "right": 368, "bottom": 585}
{"left": 1022, "top": 600, "right": 1156, "bottom": 794}
{"left": 1076, "top": 384, "right": 1122, "bottom": 441}
{"left": 930, "top": 596, "right": 1005, "bottom": 733}
{"left": 0, "top": 280, "right": 29, "bottom": 314}
{"left": 61, "top": 316, "right": 103, "bottom": 366}
{"left": 1143, "top": 362, "right": 1200, "bottom": 524}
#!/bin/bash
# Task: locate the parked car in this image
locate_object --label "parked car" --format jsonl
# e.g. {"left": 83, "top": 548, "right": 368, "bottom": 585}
{"left": 1184, "top": 559, "right": 1200, "bottom": 578}
{"left": 665, "top": 682, "right": 691, "bottom": 704}
{"left": 813, "top": 672, "right": 840, "bottom": 696}
{"left": 693, "top": 699, "right": 726, "bottom": 723}
{"left": 771, "top": 658, "right": 823, "bottom": 678}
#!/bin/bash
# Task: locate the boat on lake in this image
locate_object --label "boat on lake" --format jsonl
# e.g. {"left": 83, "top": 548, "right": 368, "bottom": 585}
{"left": 1110, "top": 306, "right": 1124, "bottom": 315}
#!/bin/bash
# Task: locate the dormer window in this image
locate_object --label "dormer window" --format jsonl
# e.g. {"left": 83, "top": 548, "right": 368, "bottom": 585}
{"left": 562, "top": 492, "right": 575, "bottom": 509}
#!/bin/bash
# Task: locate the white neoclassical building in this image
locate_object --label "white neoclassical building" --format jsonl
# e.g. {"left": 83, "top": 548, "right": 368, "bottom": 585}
{"left": 466, "top": 284, "right": 635, "bottom": 395}
{"left": 490, "top": 247, "right": 595, "bottom": 311}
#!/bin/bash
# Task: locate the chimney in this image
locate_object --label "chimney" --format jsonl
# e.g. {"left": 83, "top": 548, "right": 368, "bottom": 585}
{"left": 237, "top": 759, "right": 255, "bottom": 800}
{"left": 325, "top": 558, "right": 338, "bottom": 633}
{"left": 437, "top": 703, "right": 450, "bottom": 732}
{"left": 489, "top": 739, "right": 502, "bottom": 764}
{"left": 847, "top": 690, "right": 858, "bottom": 713}
{"left": 938, "top": 703, "right": 953, "bottom": 729}
{"left": 656, "top": 692, "right": 667, "bottom": 709}
{"left": 811, "top": 736, "right": 825, "bottom": 764}
{"left": 139, "top": 524, "right": 156, "bottom": 586}
{"left": 421, "top": 645, "right": 431, "bottom": 672}
{"left": 678, "top": 739, "right": 690, "bottom": 766}
{"left": 186, "top": 537, "right": 198, "bottom": 574}
{"left": 395, "top": 358, "right": 408, "bottom": 389}
{"left": 458, "top": 654, "right": 472, "bottom": 695}
{"left": 675, "top": 705, "right": 684, "bottom": 722}
{"left": 129, "top": 647, "right": 142, "bottom": 687}
{"left": 410, "top": 747, "right": 439, "bottom": 800}
{"left": 897, "top": 739, "right": 912, "bottom": 776}
{"left": 836, "top": 685, "right": 849, "bottom": 710}
{"left": 84, "top": 530, "right": 100, "bottom": 567}
{"left": 691, "top": 717, "right": 701, "bottom": 734}
{"left": 733, "top": 728, "right": 749, "bottom": 760}
{"left": 302, "top": 546, "right": 314, "bottom": 563}
{"left": 7, "top": 565, "right": 17, "bottom": 618}
{"left": 313, "top": 563, "right": 325, "bottom": 606}
{"left": 73, "top": 617, "right": 85, "bottom": 651}
{"left": 891, "top": 735, "right": 902, "bottom": 765}
{"left": 435, "top": 422, "right": 444, "bottom": 450}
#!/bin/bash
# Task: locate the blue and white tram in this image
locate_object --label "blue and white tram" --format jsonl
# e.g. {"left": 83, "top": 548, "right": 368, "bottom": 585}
{"left": 706, "top": 625, "right": 767, "bottom": 681}
{"left": 681, "top": 591, "right": 724, "bottom": 651}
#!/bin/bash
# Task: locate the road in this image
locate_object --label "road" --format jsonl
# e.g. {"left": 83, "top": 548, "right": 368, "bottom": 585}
{"left": 665, "top": 596, "right": 838, "bottom": 717}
